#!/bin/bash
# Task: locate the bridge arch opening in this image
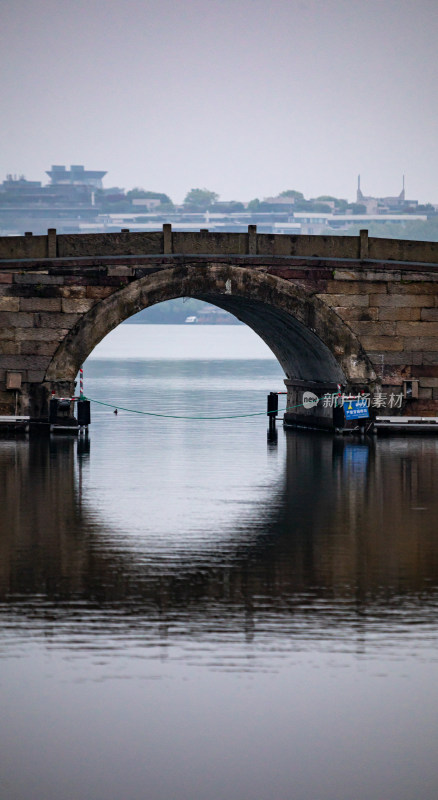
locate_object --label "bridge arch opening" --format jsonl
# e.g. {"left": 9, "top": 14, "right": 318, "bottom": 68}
{"left": 44, "top": 264, "right": 375, "bottom": 398}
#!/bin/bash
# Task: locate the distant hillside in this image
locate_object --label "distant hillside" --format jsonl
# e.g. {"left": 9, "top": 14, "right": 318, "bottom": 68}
{"left": 330, "top": 218, "right": 438, "bottom": 242}
{"left": 123, "top": 298, "right": 242, "bottom": 324}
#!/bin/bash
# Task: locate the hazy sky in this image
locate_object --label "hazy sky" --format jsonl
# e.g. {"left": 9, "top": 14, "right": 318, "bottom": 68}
{"left": 1, "top": 0, "right": 438, "bottom": 204}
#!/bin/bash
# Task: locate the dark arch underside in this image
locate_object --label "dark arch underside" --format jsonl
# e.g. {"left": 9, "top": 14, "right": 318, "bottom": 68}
{"left": 45, "top": 264, "right": 375, "bottom": 388}
{"left": 192, "top": 293, "right": 345, "bottom": 383}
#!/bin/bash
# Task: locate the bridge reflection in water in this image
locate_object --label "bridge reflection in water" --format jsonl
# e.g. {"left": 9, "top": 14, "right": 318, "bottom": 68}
{"left": 1, "top": 433, "right": 438, "bottom": 658}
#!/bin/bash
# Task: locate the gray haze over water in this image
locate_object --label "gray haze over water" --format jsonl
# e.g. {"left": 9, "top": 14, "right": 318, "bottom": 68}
{"left": 2, "top": 0, "right": 438, "bottom": 203}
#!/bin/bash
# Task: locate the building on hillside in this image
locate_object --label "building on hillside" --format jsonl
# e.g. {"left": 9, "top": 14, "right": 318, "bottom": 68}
{"left": 278, "top": 212, "right": 427, "bottom": 236}
{"left": 0, "top": 167, "right": 105, "bottom": 236}
{"left": 2, "top": 174, "right": 42, "bottom": 190}
{"left": 132, "top": 198, "right": 162, "bottom": 210}
{"left": 46, "top": 165, "right": 107, "bottom": 189}
{"left": 356, "top": 175, "right": 418, "bottom": 213}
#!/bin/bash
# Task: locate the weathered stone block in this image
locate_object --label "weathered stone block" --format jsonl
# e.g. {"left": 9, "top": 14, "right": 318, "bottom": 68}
{"left": 405, "top": 272, "right": 438, "bottom": 282}
{"left": 326, "top": 280, "right": 387, "bottom": 294}
{"left": 0, "top": 355, "right": 50, "bottom": 370}
{"left": 0, "top": 391, "right": 19, "bottom": 412}
{"left": 14, "top": 273, "right": 63, "bottom": 284}
{"left": 396, "top": 322, "right": 438, "bottom": 336}
{"left": 414, "top": 366, "right": 438, "bottom": 377}
{"left": 20, "top": 297, "right": 62, "bottom": 312}
{"left": 370, "top": 294, "right": 435, "bottom": 307}
{"left": 269, "top": 268, "right": 328, "bottom": 285}
{"left": 59, "top": 286, "right": 87, "bottom": 298}
{"left": 421, "top": 308, "right": 438, "bottom": 321}
{"left": 0, "top": 328, "right": 16, "bottom": 341}
{"left": 0, "top": 273, "right": 13, "bottom": 283}
{"left": 360, "top": 335, "right": 404, "bottom": 351}
{"left": 20, "top": 340, "right": 58, "bottom": 356}
{"left": 273, "top": 235, "right": 293, "bottom": 256}
{"left": 27, "top": 370, "right": 46, "bottom": 382}
{"left": 365, "top": 270, "right": 401, "bottom": 282}
{"left": 350, "top": 321, "right": 395, "bottom": 336}
{"left": 63, "top": 276, "right": 100, "bottom": 286}
{"left": 334, "top": 307, "right": 379, "bottom": 321}
{"left": 133, "top": 267, "right": 165, "bottom": 280}
{"left": 15, "top": 327, "right": 68, "bottom": 342}
{"left": 381, "top": 382, "right": 405, "bottom": 393}
{"left": 422, "top": 352, "right": 438, "bottom": 365}
{"left": 107, "top": 266, "right": 134, "bottom": 277}
{"left": 332, "top": 270, "right": 361, "bottom": 281}
{"left": 35, "top": 313, "right": 79, "bottom": 329}
{"left": 0, "top": 312, "right": 34, "bottom": 327}
{"left": 97, "top": 275, "right": 131, "bottom": 287}
{"left": 9, "top": 284, "right": 61, "bottom": 299}
{"left": 418, "top": 377, "right": 438, "bottom": 387}
{"left": 0, "top": 341, "right": 20, "bottom": 354}
{"left": 374, "top": 351, "right": 423, "bottom": 365}
{"left": 418, "top": 387, "right": 433, "bottom": 398}
{"left": 57, "top": 231, "right": 163, "bottom": 258}
{"left": 332, "top": 269, "right": 401, "bottom": 282}
{"left": 379, "top": 307, "right": 421, "bottom": 321}
{"left": 61, "top": 298, "right": 95, "bottom": 313}
{"left": 318, "top": 294, "right": 369, "bottom": 307}
{"left": 85, "top": 286, "right": 114, "bottom": 299}
{"left": 388, "top": 281, "right": 438, "bottom": 294}
{"left": 0, "top": 297, "right": 19, "bottom": 311}
{"left": 405, "top": 337, "right": 438, "bottom": 351}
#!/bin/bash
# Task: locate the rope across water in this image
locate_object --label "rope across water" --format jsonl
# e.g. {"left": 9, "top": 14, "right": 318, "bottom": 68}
{"left": 82, "top": 395, "right": 306, "bottom": 421}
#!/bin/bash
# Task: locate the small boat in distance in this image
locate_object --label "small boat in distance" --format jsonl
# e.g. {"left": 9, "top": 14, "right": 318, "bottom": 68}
{"left": 184, "top": 306, "right": 242, "bottom": 324}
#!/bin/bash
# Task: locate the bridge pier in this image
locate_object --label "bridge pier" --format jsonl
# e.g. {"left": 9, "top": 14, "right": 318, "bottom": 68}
{"left": 283, "top": 379, "right": 343, "bottom": 431}
{"left": 24, "top": 381, "right": 75, "bottom": 422}
{"left": 283, "top": 379, "right": 379, "bottom": 431}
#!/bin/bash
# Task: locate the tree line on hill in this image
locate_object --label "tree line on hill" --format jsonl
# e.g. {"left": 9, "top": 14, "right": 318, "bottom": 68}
{"left": 109, "top": 186, "right": 438, "bottom": 240}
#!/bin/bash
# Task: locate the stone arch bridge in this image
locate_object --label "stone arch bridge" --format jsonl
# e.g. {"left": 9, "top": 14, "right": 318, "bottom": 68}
{"left": 1, "top": 225, "right": 438, "bottom": 422}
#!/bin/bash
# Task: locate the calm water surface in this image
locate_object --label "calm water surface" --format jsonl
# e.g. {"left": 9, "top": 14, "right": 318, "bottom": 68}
{"left": 1, "top": 326, "right": 438, "bottom": 800}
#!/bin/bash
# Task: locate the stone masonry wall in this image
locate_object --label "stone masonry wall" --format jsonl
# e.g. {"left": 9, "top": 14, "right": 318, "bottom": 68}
{"left": 269, "top": 263, "right": 438, "bottom": 412}
{"left": 1, "top": 228, "right": 438, "bottom": 417}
